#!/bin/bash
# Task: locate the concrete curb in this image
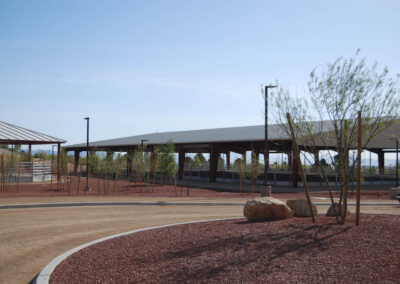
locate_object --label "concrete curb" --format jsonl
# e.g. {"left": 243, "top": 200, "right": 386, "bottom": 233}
{"left": 33, "top": 217, "right": 243, "bottom": 284}
{"left": 2, "top": 201, "right": 398, "bottom": 210}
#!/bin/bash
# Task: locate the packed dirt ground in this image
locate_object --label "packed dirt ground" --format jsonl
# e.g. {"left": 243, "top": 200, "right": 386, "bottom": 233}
{"left": 0, "top": 179, "right": 398, "bottom": 284}
{"left": 0, "top": 205, "right": 242, "bottom": 284}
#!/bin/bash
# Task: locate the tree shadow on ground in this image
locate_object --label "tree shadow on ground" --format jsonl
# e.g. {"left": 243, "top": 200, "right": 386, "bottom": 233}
{"left": 160, "top": 220, "right": 353, "bottom": 282}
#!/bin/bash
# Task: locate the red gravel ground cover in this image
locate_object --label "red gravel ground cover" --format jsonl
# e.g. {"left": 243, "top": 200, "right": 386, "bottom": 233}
{"left": 0, "top": 178, "right": 392, "bottom": 200}
{"left": 51, "top": 214, "right": 400, "bottom": 283}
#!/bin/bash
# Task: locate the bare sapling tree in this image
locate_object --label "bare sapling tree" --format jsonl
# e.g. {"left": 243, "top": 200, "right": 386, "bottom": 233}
{"left": 234, "top": 158, "right": 246, "bottom": 194}
{"left": 113, "top": 153, "right": 121, "bottom": 195}
{"left": 60, "top": 149, "right": 71, "bottom": 195}
{"left": 271, "top": 50, "right": 400, "bottom": 224}
{"left": 88, "top": 151, "right": 102, "bottom": 195}
{"left": 133, "top": 146, "right": 147, "bottom": 192}
{"left": 249, "top": 152, "right": 262, "bottom": 195}
{"left": 169, "top": 158, "right": 179, "bottom": 196}
{"left": 76, "top": 155, "right": 82, "bottom": 194}
{"left": 287, "top": 113, "right": 316, "bottom": 223}
{"left": 159, "top": 140, "right": 175, "bottom": 188}
{"left": 102, "top": 151, "right": 114, "bottom": 194}
{"left": 150, "top": 146, "right": 161, "bottom": 192}
{"left": 159, "top": 140, "right": 178, "bottom": 195}
{"left": 186, "top": 155, "right": 194, "bottom": 196}
{"left": 0, "top": 146, "right": 18, "bottom": 192}
{"left": 126, "top": 149, "right": 134, "bottom": 184}
{"left": 0, "top": 153, "right": 5, "bottom": 192}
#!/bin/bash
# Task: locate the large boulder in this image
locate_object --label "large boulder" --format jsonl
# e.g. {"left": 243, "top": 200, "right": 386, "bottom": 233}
{"left": 326, "top": 203, "right": 350, "bottom": 217}
{"left": 243, "top": 197, "right": 294, "bottom": 221}
{"left": 286, "top": 199, "right": 317, "bottom": 217}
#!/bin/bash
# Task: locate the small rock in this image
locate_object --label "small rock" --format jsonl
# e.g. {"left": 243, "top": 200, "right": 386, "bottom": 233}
{"left": 243, "top": 197, "right": 294, "bottom": 221}
{"left": 286, "top": 199, "right": 317, "bottom": 217}
{"left": 326, "top": 203, "right": 350, "bottom": 217}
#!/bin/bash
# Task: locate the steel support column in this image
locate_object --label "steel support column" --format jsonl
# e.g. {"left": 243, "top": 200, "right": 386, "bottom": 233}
{"left": 57, "top": 143, "right": 61, "bottom": 182}
{"left": 178, "top": 145, "right": 185, "bottom": 180}
{"left": 241, "top": 151, "right": 246, "bottom": 165}
{"left": 378, "top": 150, "right": 385, "bottom": 174}
{"left": 28, "top": 144, "right": 32, "bottom": 162}
{"left": 226, "top": 152, "right": 230, "bottom": 170}
{"left": 126, "top": 149, "right": 133, "bottom": 180}
{"left": 74, "top": 151, "right": 80, "bottom": 173}
{"left": 209, "top": 144, "right": 218, "bottom": 182}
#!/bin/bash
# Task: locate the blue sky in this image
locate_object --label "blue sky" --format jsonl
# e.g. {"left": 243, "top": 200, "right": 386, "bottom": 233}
{"left": 1, "top": 0, "right": 399, "bottom": 149}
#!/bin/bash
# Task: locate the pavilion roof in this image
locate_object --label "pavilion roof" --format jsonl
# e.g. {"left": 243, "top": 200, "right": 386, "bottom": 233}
{"left": 0, "top": 121, "right": 66, "bottom": 145}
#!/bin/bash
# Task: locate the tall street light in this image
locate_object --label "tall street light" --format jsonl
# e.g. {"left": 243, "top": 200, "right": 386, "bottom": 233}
{"left": 264, "top": 85, "right": 277, "bottom": 187}
{"left": 84, "top": 117, "right": 91, "bottom": 191}
{"left": 391, "top": 138, "right": 399, "bottom": 188}
{"left": 397, "top": 139, "right": 399, "bottom": 188}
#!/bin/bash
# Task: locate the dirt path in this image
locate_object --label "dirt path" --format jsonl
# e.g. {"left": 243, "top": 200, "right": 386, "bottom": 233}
{"left": 0, "top": 205, "right": 242, "bottom": 284}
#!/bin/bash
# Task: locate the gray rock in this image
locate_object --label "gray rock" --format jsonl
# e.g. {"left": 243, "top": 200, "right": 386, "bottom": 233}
{"left": 243, "top": 197, "right": 294, "bottom": 221}
{"left": 326, "top": 203, "right": 350, "bottom": 217}
{"left": 286, "top": 199, "right": 317, "bottom": 217}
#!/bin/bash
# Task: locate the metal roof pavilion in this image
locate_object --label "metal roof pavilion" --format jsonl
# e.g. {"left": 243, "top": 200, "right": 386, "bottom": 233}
{"left": 0, "top": 121, "right": 66, "bottom": 145}
{"left": 64, "top": 119, "right": 399, "bottom": 151}
{"left": 0, "top": 120, "right": 66, "bottom": 182}
{"left": 65, "top": 124, "right": 290, "bottom": 149}
{"left": 64, "top": 119, "right": 399, "bottom": 186}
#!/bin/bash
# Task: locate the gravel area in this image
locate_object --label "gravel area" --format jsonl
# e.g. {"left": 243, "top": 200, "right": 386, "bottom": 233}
{"left": 51, "top": 214, "right": 400, "bottom": 283}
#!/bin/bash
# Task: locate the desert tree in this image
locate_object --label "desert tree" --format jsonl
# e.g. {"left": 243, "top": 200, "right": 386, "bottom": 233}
{"left": 149, "top": 146, "right": 161, "bottom": 192}
{"left": 270, "top": 50, "right": 400, "bottom": 223}
{"left": 0, "top": 145, "right": 21, "bottom": 192}
{"left": 158, "top": 140, "right": 175, "bottom": 186}
{"left": 132, "top": 145, "right": 150, "bottom": 192}
{"left": 113, "top": 153, "right": 122, "bottom": 195}
{"left": 249, "top": 152, "right": 262, "bottom": 195}
{"left": 102, "top": 151, "right": 115, "bottom": 194}
{"left": 185, "top": 155, "right": 194, "bottom": 196}
{"left": 233, "top": 158, "right": 246, "bottom": 194}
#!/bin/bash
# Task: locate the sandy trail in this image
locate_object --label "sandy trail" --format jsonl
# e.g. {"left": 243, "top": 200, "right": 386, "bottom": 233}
{"left": 0, "top": 205, "right": 242, "bottom": 284}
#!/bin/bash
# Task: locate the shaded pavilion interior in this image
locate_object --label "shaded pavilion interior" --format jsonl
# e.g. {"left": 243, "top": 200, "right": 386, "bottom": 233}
{"left": 0, "top": 121, "right": 66, "bottom": 181}
{"left": 64, "top": 119, "right": 399, "bottom": 188}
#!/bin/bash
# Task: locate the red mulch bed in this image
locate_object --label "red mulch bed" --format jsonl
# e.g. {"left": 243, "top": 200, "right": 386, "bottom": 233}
{"left": 50, "top": 214, "right": 400, "bottom": 283}
{"left": 0, "top": 178, "right": 392, "bottom": 200}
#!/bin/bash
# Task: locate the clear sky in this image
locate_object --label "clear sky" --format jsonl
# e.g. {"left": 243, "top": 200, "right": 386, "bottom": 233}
{"left": 1, "top": 0, "right": 399, "bottom": 149}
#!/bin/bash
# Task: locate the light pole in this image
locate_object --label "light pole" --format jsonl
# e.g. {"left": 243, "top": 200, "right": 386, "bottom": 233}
{"left": 391, "top": 138, "right": 399, "bottom": 188}
{"left": 264, "top": 85, "right": 277, "bottom": 187}
{"left": 141, "top": 139, "right": 148, "bottom": 146}
{"left": 397, "top": 139, "right": 399, "bottom": 188}
{"left": 84, "top": 117, "right": 91, "bottom": 191}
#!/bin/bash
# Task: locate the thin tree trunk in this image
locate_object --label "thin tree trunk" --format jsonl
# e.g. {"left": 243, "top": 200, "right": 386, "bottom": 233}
{"left": 287, "top": 113, "right": 316, "bottom": 223}
{"left": 16, "top": 161, "right": 21, "bottom": 192}
{"left": 356, "top": 111, "right": 362, "bottom": 226}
